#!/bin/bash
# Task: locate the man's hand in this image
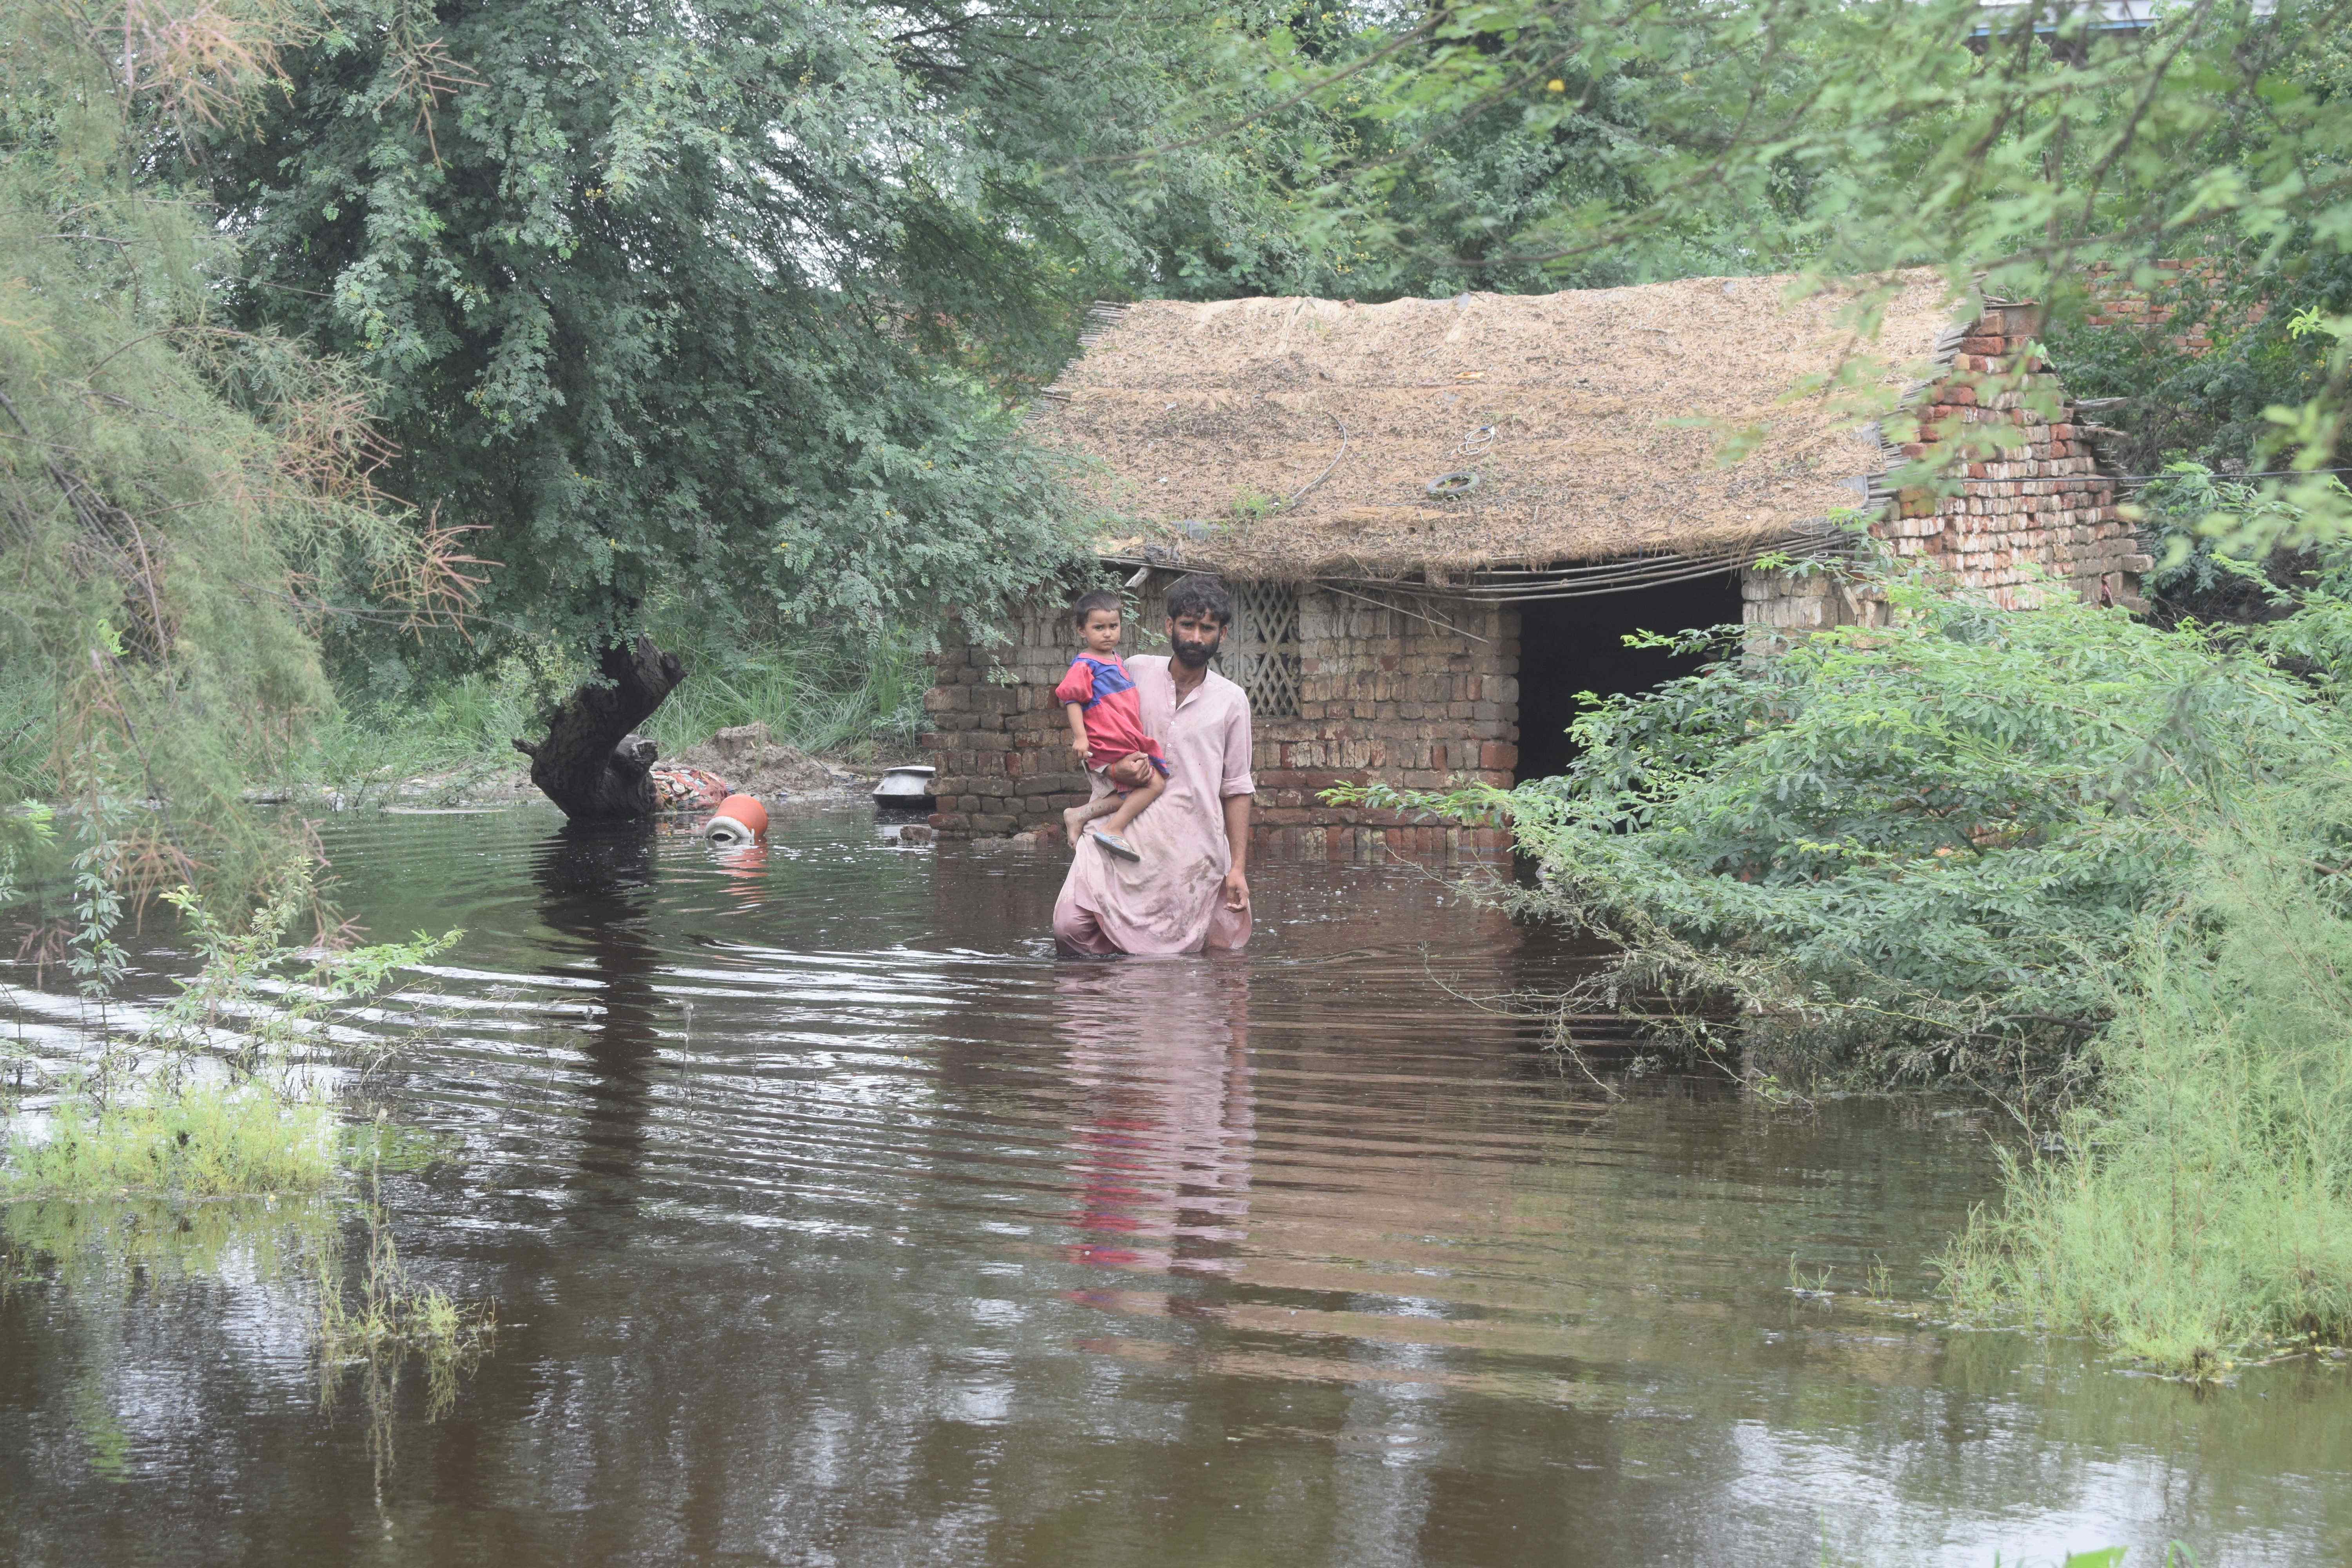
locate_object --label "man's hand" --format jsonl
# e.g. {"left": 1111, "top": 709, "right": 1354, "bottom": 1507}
{"left": 1107, "top": 753, "right": 1154, "bottom": 789}
{"left": 1219, "top": 792, "right": 1251, "bottom": 915}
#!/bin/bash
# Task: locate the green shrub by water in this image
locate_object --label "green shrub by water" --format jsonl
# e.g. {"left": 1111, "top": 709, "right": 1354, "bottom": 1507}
{"left": 634, "top": 624, "right": 929, "bottom": 761}
{"left": 1337, "top": 574, "right": 2352, "bottom": 1099}
{"left": 1942, "top": 786, "right": 2352, "bottom": 1376}
{"left": 4, "top": 1082, "right": 338, "bottom": 1198}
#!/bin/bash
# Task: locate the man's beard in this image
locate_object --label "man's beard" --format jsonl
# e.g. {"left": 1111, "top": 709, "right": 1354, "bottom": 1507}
{"left": 1171, "top": 636, "right": 1218, "bottom": 668}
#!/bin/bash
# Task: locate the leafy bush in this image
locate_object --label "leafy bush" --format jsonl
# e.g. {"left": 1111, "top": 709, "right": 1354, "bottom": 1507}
{"left": 2043, "top": 249, "right": 2352, "bottom": 481}
{"left": 1340, "top": 576, "right": 2352, "bottom": 1098}
{"left": 2126, "top": 462, "right": 2352, "bottom": 630}
{"left": 1941, "top": 782, "right": 2352, "bottom": 1376}
{"left": 1338, "top": 566, "right": 2352, "bottom": 1368}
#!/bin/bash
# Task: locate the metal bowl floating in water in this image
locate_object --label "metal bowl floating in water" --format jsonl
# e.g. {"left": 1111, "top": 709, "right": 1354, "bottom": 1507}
{"left": 872, "top": 765, "right": 935, "bottom": 809}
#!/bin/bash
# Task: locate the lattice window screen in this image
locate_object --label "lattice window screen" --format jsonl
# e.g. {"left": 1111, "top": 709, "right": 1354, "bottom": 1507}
{"left": 1223, "top": 582, "right": 1302, "bottom": 717}
{"left": 1120, "top": 585, "right": 1166, "bottom": 656}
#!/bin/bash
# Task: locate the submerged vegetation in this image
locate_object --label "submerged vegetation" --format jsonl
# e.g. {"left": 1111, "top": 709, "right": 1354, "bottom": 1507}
{"left": 2, "top": 858, "right": 457, "bottom": 1196}
{"left": 312, "top": 1140, "right": 497, "bottom": 1426}
{"left": 0, "top": 857, "right": 491, "bottom": 1429}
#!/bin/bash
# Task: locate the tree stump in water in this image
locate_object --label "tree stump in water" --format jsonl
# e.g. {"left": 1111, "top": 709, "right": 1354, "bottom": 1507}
{"left": 512, "top": 635, "right": 688, "bottom": 821}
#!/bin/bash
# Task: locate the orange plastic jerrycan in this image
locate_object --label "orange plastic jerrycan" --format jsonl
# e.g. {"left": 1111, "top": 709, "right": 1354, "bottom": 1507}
{"left": 702, "top": 793, "right": 769, "bottom": 844}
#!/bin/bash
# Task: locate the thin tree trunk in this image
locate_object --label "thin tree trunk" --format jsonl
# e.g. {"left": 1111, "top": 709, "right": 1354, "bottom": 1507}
{"left": 512, "top": 634, "right": 687, "bottom": 821}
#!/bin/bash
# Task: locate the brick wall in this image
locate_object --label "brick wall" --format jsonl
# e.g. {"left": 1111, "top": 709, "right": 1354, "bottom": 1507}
{"left": 1744, "top": 300, "right": 2144, "bottom": 628}
{"left": 2083, "top": 258, "right": 2263, "bottom": 354}
{"left": 924, "top": 588, "right": 1519, "bottom": 858}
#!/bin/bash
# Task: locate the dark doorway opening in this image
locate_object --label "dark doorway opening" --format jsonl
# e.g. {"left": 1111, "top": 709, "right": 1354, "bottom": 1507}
{"left": 1514, "top": 575, "right": 1745, "bottom": 784}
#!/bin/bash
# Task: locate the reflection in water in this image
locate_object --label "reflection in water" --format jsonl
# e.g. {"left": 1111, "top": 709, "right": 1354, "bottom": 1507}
{"left": 531, "top": 825, "right": 662, "bottom": 1202}
{"left": 1057, "top": 958, "right": 1253, "bottom": 1278}
{"left": 2, "top": 808, "right": 2350, "bottom": 1566}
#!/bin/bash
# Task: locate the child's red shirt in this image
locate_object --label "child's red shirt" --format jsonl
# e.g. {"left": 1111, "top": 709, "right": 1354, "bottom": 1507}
{"left": 1055, "top": 655, "right": 1169, "bottom": 774}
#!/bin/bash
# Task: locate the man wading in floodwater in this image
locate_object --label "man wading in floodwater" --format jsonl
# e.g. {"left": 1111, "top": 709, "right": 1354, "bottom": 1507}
{"left": 1052, "top": 574, "right": 1254, "bottom": 956}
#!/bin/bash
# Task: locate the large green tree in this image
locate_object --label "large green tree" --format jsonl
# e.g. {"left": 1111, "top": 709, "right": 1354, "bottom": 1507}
{"left": 207, "top": 0, "right": 1341, "bottom": 681}
{"left": 191, "top": 0, "right": 2352, "bottom": 671}
{"left": 2, "top": 0, "right": 449, "bottom": 904}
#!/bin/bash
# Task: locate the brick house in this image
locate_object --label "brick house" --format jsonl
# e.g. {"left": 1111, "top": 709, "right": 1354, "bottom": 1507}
{"left": 923, "top": 273, "right": 2139, "bottom": 856}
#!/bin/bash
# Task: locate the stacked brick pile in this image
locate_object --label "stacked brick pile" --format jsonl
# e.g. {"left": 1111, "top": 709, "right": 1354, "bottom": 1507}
{"left": 924, "top": 592, "right": 1517, "bottom": 860}
{"left": 1877, "top": 302, "right": 2144, "bottom": 610}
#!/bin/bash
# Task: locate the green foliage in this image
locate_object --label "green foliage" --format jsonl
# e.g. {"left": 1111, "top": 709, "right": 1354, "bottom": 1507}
{"left": 2, "top": 1193, "right": 335, "bottom": 1289}
{"left": 1339, "top": 576, "right": 2352, "bottom": 1096}
{"left": 2126, "top": 462, "right": 2352, "bottom": 629}
{"left": 1227, "top": 488, "right": 1283, "bottom": 524}
{"left": 141, "top": 860, "right": 459, "bottom": 1070}
{"left": 293, "top": 667, "right": 543, "bottom": 801}
{"left": 207, "top": 0, "right": 1310, "bottom": 666}
{"left": 2, "top": 1081, "right": 339, "bottom": 1197}
{"left": 2045, "top": 255, "right": 2352, "bottom": 481}
{"left": 2134, "top": 464, "right": 2312, "bottom": 613}
{"left": 1237, "top": 2, "right": 2342, "bottom": 282}
{"left": 1813, "top": 1547, "right": 2149, "bottom": 1568}
{"left": 0, "top": 0, "right": 457, "bottom": 911}
{"left": 314, "top": 1144, "right": 495, "bottom": 1422}
{"left": 635, "top": 622, "right": 928, "bottom": 761}
{"left": 1942, "top": 782, "right": 2352, "bottom": 1377}
{"left": 2, "top": 859, "right": 457, "bottom": 1196}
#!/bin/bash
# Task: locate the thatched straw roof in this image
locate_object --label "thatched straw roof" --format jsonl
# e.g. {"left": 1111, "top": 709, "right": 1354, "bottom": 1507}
{"left": 1033, "top": 272, "right": 1971, "bottom": 579}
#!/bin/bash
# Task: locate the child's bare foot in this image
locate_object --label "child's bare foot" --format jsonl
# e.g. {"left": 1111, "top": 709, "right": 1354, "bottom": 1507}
{"left": 1062, "top": 804, "right": 1089, "bottom": 847}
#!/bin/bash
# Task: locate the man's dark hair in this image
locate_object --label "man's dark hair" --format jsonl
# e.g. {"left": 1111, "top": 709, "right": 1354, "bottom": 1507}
{"left": 1163, "top": 573, "right": 1233, "bottom": 627}
{"left": 1070, "top": 588, "right": 1122, "bottom": 628}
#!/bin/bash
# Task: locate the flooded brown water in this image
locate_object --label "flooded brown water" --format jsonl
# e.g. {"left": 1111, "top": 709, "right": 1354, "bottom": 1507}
{"left": 4, "top": 806, "right": 2351, "bottom": 1565}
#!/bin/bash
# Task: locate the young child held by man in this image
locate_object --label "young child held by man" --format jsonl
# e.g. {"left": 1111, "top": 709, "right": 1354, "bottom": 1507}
{"left": 1054, "top": 590, "right": 1168, "bottom": 861}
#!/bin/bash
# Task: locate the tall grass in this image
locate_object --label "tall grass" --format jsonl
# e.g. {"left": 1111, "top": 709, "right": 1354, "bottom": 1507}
{"left": 636, "top": 624, "right": 929, "bottom": 761}
{"left": 296, "top": 668, "right": 543, "bottom": 799}
{"left": 292, "top": 625, "right": 930, "bottom": 800}
{"left": 0, "top": 622, "right": 931, "bottom": 806}
{"left": 1941, "top": 782, "right": 2352, "bottom": 1377}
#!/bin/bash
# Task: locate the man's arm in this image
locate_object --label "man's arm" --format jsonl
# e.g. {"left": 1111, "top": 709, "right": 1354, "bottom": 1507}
{"left": 1219, "top": 687, "right": 1254, "bottom": 911}
{"left": 1221, "top": 793, "right": 1250, "bottom": 911}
